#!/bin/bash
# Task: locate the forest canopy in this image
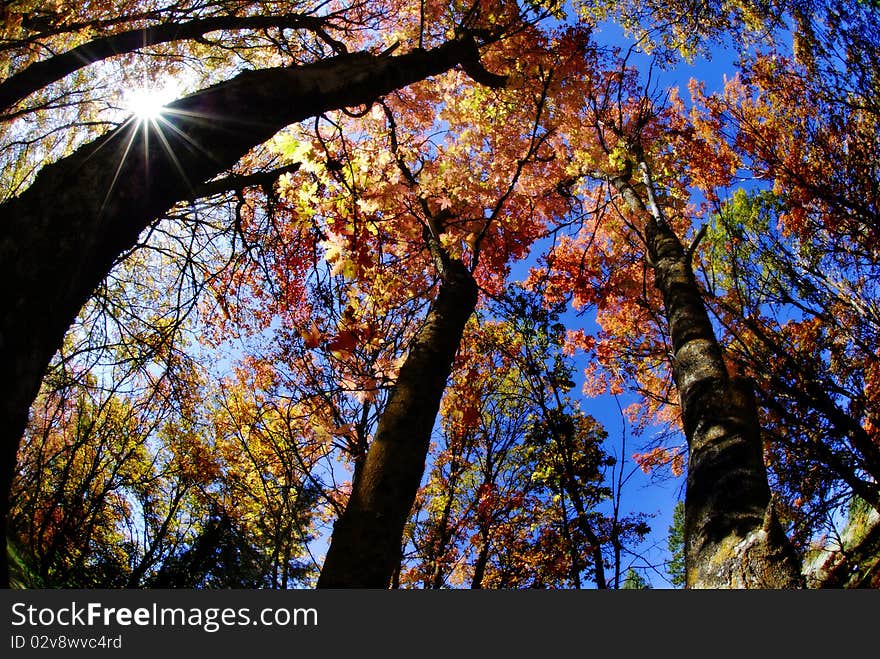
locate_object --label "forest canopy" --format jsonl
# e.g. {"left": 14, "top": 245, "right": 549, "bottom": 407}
{"left": 1, "top": 0, "right": 878, "bottom": 589}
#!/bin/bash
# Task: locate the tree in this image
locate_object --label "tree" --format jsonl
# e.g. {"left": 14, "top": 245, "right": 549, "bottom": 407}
{"left": 621, "top": 567, "right": 651, "bottom": 589}
{"left": 267, "top": 27, "right": 578, "bottom": 586}
{"left": 667, "top": 500, "right": 686, "bottom": 587}
{"left": 5, "top": 0, "right": 875, "bottom": 589}
{"left": 526, "top": 0, "right": 879, "bottom": 587}
{"left": 690, "top": 3, "right": 880, "bottom": 540}
{"left": 614, "top": 159, "right": 802, "bottom": 588}
{"left": 0, "top": 0, "right": 546, "bottom": 587}
{"left": 529, "top": 39, "right": 802, "bottom": 585}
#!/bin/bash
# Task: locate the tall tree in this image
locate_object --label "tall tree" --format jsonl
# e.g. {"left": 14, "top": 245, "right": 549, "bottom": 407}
{"left": 530, "top": 41, "right": 802, "bottom": 586}
{"left": 0, "top": 0, "right": 540, "bottom": 586}
{"left": 667, "top": 500, "right": 686, "bottom": 587}
{"left": 673, "top": 3, "right": 880, "bottom": 579}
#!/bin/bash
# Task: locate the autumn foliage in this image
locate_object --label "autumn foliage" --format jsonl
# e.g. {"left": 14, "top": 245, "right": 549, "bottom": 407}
{"left": 2, "top": 0, "right": 879, "bottom": 587}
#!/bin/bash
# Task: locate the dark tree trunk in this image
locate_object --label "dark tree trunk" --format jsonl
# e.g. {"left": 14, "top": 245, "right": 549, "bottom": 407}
{"left": 0, "top": 37, "right": 488, "bottom": 588}
{"left": 614, "top": 167, "right": 803, "bottom": 588}
{"left": 317, "top": 261, "right": 478, "bottom": 588}
{"left": 470, "top": 526, "right": 492, "bottom": 589}
{"left": 645, "top": 216, "right": 802, "bottom": 588}
{"left": 428, "top": 456, "right": 462, "bottom": 589}
{"left": 569, "top": 495, "right": 607, "bottom": 589}
{"left": 552, "top": 421, "right": 607, "bottom": 588}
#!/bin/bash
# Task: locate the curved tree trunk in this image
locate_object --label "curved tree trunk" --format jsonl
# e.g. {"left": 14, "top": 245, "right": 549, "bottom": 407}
{"left": 317, "top": 261, "right": 478, "bottom": 588}
{"left": 0, "top": 37, "right": 488, "bottom": 588}
{"left": 614, "top": 165, "right": 803, "bottom": 588}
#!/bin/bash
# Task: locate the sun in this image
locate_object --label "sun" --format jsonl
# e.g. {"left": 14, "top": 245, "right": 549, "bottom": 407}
{"left": 103, "top": 76, "right": 192, "bottom": 211}
{"left": 123, "top": 79, "right": 182, "bottom": 121}
{"left": 125, "top": 88, "right": 166, "bottom": 120}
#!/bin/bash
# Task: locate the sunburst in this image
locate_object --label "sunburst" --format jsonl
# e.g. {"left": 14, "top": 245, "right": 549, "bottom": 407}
{"left": 123, "top": 80, "right": 182, "bottom": 122}
{"left": 100, "top": 78, "right": 194, "bottom": 213}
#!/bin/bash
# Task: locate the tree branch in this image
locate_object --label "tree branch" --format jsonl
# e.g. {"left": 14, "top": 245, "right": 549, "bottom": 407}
{"left": 191, "top": 163, "right": 302, "bottom": 200}
{"left": 0, "top": 13, "right": 344, "bottom": 113}
{"left": 686, "top": 223, "right": 708, "bottom": 260}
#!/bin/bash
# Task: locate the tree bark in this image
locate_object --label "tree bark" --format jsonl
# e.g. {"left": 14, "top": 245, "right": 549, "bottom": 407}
{"left": 613, "top": 167, "right": 803, "bottom": 588}
{"left": 0, "top": 36, "right": 489, "bottom": 588}
{"left": 317, "top": 261, "right": 478, "bottom": 588}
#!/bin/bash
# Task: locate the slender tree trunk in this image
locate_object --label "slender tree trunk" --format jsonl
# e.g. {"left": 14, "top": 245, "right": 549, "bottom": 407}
{"left": 317, "top": 261, "right": 478, "bottom": 588}
{"left": 554, "top": 426, "right": 608, "bottom": 588}
{"left": 561, "top": 514, "right": 582, "bottom": 589}
{"left": 429, "top": 459, "right": 461, "bottom": 589}
{"left": 470, "top": 527, "right": 492, "bottom": 589}
{"left": 569, "top": 495, "right": 607, "bottom": 589}
{"left": 614, "top": 166, "right": 803, "bottom": 588}
{"left": 0, "top": 37, "right": 489, "bottom": 588}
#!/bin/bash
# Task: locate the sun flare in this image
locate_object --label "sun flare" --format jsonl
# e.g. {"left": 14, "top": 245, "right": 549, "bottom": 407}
{"left": 123, "top": 79, "right": 182, "bottom": 121}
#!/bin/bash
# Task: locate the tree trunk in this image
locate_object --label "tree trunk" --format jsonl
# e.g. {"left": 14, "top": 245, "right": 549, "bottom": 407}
{"left": 645, "top": 216, "right": 802, "bottom": 588}
{"left": 317, "top": 261, "right": 478, "bottom": 588}
{"left": 0, "top": 37, "right": 488, "bottom": 588}
{"left": 569, "top": 496, "right": 607, "bottom": 589}
{"left": 553, "top": 423, "right": 607, "bottom": 588}
{"left": 428, "top": 457, "right": 462, "bottom": 589}
{"left": 614, "top": 167, "right": 803, "bottom": 588}
{"left": 470, "top": 526, "right": 492, "bottom": 589}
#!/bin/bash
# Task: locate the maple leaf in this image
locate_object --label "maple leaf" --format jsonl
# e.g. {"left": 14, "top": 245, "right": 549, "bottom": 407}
{"left": 301, "top": 321, "right": 323, "bottom": 350}
{"left": 327, "top": 329, "right": 358, "bottom": 357}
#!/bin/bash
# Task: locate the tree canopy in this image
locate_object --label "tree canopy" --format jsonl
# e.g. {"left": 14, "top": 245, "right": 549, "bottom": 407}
{"left": 2, "top": 0, "right": 878, "bottom": 588}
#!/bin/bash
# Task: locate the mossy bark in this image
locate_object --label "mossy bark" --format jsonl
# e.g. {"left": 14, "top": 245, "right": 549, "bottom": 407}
{"left": 318, "top": 261, "right": 478, "bottom": 588}
{"left": 613, "top": 169, "right": 802, "bottom": 588}
{"left": 645, "top": 216, "right": 802, "bottom": 588}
